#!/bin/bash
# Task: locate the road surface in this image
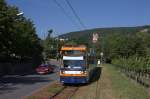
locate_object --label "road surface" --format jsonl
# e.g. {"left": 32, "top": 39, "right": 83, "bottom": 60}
{"left": 0, "top": 60, "right": 60, "bottom": 99}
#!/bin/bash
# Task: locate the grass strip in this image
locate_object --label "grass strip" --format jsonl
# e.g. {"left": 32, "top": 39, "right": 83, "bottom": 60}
{"left": 24, "top": 81, "right": 64, "bottom": 99}
{"left": 107, "top": 64, "right": 150, "bottom": 99}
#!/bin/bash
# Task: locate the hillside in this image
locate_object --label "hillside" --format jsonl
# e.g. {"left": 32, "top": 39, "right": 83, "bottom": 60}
{"left": 59, "top": 25, "right": 150, "bottom": 42}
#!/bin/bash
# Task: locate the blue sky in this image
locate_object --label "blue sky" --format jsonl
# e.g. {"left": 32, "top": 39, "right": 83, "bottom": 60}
{"left": 6, "top": 0, "right": 150, "bottom": 38}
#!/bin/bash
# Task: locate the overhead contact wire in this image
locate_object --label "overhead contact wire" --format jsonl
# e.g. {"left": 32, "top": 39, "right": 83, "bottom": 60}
{"left": 65, "top": 0, "right": 86, "bottom": 29}
{"left": 53, "top": 0, "right": 81, "bottom": 29}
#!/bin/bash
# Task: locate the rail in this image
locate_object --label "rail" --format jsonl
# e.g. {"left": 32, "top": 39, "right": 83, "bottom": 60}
{"left": 49, "top": 85, "right": 79, "bottom": 99}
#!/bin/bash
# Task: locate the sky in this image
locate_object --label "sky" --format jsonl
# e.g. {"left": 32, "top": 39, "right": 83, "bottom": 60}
{"left": 6, "top": 0, "right": 150, "bottom": 38}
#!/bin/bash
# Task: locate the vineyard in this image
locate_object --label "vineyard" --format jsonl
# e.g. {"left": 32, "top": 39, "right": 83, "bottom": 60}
{"left": 101, "top": 28, "right": 150, "bottom": 88}
{"left": 112, "top": 57, "right": 150, "bottom": 88}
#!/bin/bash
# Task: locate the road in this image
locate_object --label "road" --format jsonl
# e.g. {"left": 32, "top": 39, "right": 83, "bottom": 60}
{"left": 0, "top": 60, "right": 60, "bottom": 99}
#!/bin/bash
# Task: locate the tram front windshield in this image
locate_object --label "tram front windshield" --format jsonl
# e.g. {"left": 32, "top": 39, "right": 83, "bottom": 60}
{"left": 63, "top": 60, "right": 85, "bottom": 68}
{"left": 62, "top": 50, "right": 85, "bottom": 55}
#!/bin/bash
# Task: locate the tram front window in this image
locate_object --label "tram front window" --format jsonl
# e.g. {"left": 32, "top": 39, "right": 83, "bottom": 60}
{"left": 63, "top": 60, "right": 85, "bottom": 68}
{"left": 63, "top": 50, "right": 84, "bottom": 55}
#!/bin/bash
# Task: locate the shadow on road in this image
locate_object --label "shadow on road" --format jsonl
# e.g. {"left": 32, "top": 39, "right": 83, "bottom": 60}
{"left": 0, "top": 75, "right": 53, "bottom": 94}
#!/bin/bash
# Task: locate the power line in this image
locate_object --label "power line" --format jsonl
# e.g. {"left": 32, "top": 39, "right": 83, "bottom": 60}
{"left": 52, "top": 0, "right": 81, "bottom": 29}
{"left": 65, "top": 0, "right": 86, "bottom": 29}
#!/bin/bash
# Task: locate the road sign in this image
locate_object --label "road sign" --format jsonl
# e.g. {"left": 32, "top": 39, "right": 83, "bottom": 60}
{"left": 92, "top": 33, "right": 98, "bottom": 43}
{"left": 100, "top": 52, "right": 104, "bottom": 56}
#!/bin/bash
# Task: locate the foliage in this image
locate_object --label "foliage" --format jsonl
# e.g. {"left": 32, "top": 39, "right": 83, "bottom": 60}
{"left": 42, "top": 30, "right": 61, "bottom": 59}
{"left": 106, "top": 29, "right": 150, "bottom": 87}
{"left": 0, "top": 0, "right": 43, "bottom": 62}
{"left": 59, "top": 25, "right": 150, "bottom": 59}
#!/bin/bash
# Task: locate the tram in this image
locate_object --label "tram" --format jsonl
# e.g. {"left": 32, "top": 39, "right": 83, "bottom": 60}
{"left": 59, "top": 45, "right": 97, "bottom": 84}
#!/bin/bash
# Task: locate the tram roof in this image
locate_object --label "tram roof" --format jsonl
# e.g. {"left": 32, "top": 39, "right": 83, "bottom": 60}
{"left": 61, "top": 45, "right": 87, "bottom": 51}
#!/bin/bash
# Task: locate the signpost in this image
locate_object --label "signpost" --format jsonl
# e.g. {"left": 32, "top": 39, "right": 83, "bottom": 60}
{"left": 92, "top": 33, "right": 98, "bottom": 43}
{"left": 100, "top": 52, "right": 103, "bottom": 56}
{"left": 100, "top": 52, "right": 104, "bottom": 65}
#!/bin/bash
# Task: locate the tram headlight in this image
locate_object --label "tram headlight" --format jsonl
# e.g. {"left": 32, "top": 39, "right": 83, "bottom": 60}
{"left": 83, "top": 71, "right": 87, "bottom": 74}
{"left": 80, "top": 71, "right": 83, "bottom": 74}
{"left": 61, "top": 70, "right": 64, "bottom": 74}
{"left": 80, "top": 71, "right": 87, "bottom": 74}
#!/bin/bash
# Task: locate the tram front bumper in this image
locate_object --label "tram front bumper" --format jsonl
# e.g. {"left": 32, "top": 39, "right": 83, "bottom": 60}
{"left": 60, "top": 76, "right": 88, "bottom": 84}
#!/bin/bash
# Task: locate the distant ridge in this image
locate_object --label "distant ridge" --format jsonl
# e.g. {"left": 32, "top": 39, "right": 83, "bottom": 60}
{"left": 59, "top": 25, "right": 150, "bottom": 42}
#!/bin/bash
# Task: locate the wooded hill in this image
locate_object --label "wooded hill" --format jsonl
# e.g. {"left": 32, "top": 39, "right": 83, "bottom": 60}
{"left": 59, "top": 25, "right": 150, "bottom": 42}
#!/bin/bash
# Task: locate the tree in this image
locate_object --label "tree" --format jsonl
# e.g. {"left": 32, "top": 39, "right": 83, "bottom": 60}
{"left": 0, "top": 0, "right": 43, "bottom": 63}
{"left": 48, "top": 29, "right": 53, "bottom": 38}
{"left": 42, "top": 29, "right": 58, "bottom": 59}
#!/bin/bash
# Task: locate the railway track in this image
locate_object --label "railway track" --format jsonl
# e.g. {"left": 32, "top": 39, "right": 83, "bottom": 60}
{"left": 50, "top": 85, "right": 79, "bottom": 99}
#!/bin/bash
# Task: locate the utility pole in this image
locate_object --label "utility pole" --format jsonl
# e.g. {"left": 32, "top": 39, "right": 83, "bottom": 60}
{"left": 92, "top": 33, "right": 98, "bottom": 66}
{"left": 100, "top": 52, "right": 104, "bottom": 65}
{"left": 56, "top": 37, "right": 59, "bottom": 61}
{"left": 100, "top": 34, "right": 104, "bottom": 65}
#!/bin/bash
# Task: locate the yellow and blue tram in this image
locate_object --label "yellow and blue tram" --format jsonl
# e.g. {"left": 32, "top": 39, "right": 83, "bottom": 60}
{"left": 59, "top": 45, "right": 97, "bottom": 84}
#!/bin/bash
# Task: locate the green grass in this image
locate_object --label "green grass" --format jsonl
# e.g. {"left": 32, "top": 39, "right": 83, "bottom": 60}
{"left": 107, "top": 64, "right": 150, "bottom": 99}
{"left": 27, "top": 96, "right": 41, "bottom": 99}
{"left": 47, "top": 87, "right": 63, "bottom": 93}
{"left": 25, "top": 82, "right": 64, "bottom": 99}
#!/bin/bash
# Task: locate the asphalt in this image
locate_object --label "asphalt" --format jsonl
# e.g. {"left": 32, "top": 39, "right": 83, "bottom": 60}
{"left": 0, "top": 60, "right": 60, "bottom": 99}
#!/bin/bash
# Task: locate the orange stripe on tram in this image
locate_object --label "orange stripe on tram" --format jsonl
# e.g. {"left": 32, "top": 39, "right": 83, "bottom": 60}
{"left": 60, "top": 73, "right": 87, "bottom": 77}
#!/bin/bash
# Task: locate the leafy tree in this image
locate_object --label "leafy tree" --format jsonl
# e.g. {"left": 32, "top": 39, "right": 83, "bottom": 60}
{"left": 42, "top": 29, "right": 58, "bottom": 59}
{"left": 0, "top": 0, "right": 43, "bottom": 63}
